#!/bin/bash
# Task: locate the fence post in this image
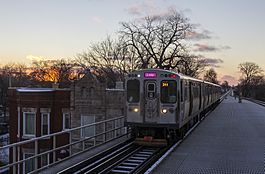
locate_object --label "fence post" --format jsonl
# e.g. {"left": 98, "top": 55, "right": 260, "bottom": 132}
{"left": 53, "top": 135, "right": 56, "bottom": 163}
{"left": 18, "top": 146, "right": 20, "bottom": 174}
{"left": 104, "top": 122, "right": 106, "bottom": 142}
{"left": 34, "top": 140, "right": 38, "bottom": 171}
{"left": 13, "top": 147, "right": 16, "bottom": 174}
{"left": 69, "top": 131, "right": 72, "bottom": 156}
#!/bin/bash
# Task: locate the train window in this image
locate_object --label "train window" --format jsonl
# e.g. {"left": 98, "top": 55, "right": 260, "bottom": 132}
{"left": 161, "top": 80, "right": 177, "bottom": 103}
{"left": 193, "top": 84, "right": 199, "bottom": 98}
{"left": 146, "top": 82, "right": 156, "bottom": 99}
{"left": 148, "top": 83, "right": 155, "bottom": 92}
{"left": 127, "top": 80, "right": 140, "bottom": 103}
{"left": 189, "top": 82, "right": 193, "bottom": 100}
{"left": 180, "top": 80, "right": 183, "bottom": 102}
{"left": 184, "top": 81, "right": 189, "bottom": 101}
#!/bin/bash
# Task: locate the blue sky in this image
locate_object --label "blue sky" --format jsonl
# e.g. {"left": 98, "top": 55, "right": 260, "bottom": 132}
{"left": 0, "top": 0, "right": 265, "bottom": 85}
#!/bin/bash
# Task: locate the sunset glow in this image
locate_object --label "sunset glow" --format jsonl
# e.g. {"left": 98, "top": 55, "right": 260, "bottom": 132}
{"left": 0, "top": 0, "right": 264, "bottom": 86}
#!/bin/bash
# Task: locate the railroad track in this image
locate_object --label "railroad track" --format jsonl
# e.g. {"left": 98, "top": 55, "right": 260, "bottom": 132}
{"left": 104, "top": 146, "right": 160, "bottom": 174}
{"left": 58, "top": 140, "right": 166, "bottom": 174}
{"left": 243, "top": 97, "right": 265, "bottom": 107}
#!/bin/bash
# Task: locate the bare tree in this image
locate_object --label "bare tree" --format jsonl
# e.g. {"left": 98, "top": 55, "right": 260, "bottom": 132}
{"left": 176, "top": 55, "right": 207, "bottom": 77}
{"left": 52, "top": 59, "right": 76, "bottom": 84}
{"left": 119, "top": 10, "right": 193, "bottom": 70}
{"left": 0, "top": 63, "right": 31, "bottom": 120}
{"left": 30, "top": 59, "right": 75, "bottom": 87}
{"left": 0, "top": 63, "right": 30, "bottom": 87}
{"left": 238, "top": 62, "right": 263, "bottom": 84}
{"left": 75, "top": 37, "right": 139, "bottom": 87}
{"left": 204, "top": 68, "right": 219, "bottom": 84}
{"left": 238, "top": 62, "right": 264, "bottom": 97}
{"left": 30, "top": 60, "right": 53, "bottom": 82}
{"left": 75, "top": 9, "right": 208, "bottom": 84}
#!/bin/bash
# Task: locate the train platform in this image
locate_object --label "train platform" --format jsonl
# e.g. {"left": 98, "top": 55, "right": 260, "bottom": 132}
{"left": 150, "top": 96, "right": 265, "bottom": 174}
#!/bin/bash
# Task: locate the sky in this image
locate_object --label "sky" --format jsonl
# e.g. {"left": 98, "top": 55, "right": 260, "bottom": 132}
{"left": 0, "top": 0, "right": 265, "bottom": 85}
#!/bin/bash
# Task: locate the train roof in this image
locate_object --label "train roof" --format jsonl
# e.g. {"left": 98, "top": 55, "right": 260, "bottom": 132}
{"left": 128, "top": 69, "right": 221, "bottom": 87}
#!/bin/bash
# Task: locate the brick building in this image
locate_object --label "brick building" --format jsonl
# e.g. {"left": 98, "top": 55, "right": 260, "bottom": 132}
{"left": 8, "top": 88, "right": 71, "bottom": 174}
{"left": 71, "top": 73, "right": 125, "bottom": 149}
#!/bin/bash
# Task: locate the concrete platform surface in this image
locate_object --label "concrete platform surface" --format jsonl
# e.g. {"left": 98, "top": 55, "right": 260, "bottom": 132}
{"left": 151, "top": 96, "right": 265, "bottom": 174}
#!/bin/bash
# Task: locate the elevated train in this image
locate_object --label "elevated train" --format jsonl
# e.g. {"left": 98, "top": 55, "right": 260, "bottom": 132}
{"left": 125, "top": 69, "right": 222, "bottom": 146}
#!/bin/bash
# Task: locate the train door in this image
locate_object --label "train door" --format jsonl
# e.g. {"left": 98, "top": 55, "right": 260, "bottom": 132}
{"left": 207, "top": 85, "right": 210, "bottom": 106}
{"left": 199, "top": 83, "right": 202, "bottom": 110}
{"left": 208, "top": 86, "right": 212, "bottom": 104}
{"left": 188, "top": 82, "right": 193, "bottom": 116}
{"left": 144, "top": 81, "right": 159, "bottom": 122}
{"left": 184, "top": 81, "right": 190, "bottom": 119}
{"left": 180, "top": 80, "right": 185, "bottom": 122}
{"left": 203, "top": 84, "right": 207, "bottom": 109}
{"left": 193, "top": 83, "right": 199, "bottom": 113}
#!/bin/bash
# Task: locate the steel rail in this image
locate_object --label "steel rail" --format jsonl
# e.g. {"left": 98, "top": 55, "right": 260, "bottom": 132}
{"left": 243, "top": 97, "right": 265, "bottom": 107}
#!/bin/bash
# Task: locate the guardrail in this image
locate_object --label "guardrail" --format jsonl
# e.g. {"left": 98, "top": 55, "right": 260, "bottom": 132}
{"left": 243, "top": 97, "right": 265, "bottom": 107}
{"left": 0, "top": 116, "right": 128, "bottom": 174}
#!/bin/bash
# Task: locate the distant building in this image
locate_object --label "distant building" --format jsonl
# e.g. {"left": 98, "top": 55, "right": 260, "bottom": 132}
{"left": 8, "top": 88, "right": 71, "bottom": 174}
{"left": 71, "top": 72, "right": 125, "bottom": 150}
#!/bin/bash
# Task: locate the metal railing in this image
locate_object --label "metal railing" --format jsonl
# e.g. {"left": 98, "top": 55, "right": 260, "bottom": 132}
{"left": 243, "top": 97, "right": 265, "bottom": 107}
{"left": 0, "top": 116, "right": 129, "bottom": 174}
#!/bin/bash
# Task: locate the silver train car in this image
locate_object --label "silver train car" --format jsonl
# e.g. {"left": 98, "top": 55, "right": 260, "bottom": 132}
{"left": 125, "top": 69, "right": 222, "bottom": 146}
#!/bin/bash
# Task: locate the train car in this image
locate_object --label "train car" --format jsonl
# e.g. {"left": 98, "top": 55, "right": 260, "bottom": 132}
{"left": 125, "top": 69, "right": 222, "bottom": 146}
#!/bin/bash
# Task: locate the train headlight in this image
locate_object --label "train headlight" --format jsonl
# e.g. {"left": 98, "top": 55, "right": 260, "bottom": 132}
{"left": 133, "top": 108, "right": 139, "bottom": 113}
{"left": 161, "top": 108, "right": 168, "bottom": 114}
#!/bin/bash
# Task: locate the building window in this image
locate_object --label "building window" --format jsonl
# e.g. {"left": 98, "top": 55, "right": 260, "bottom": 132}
{"left": 81, "top": 115, "right": 95, "bottom": 138}
{"left": 23, "top": 112, "right": 36, "bottom": 137}
{"left": 41, "top": 113, "right": 50, "bottom": 136}
{"left": 63, "top": 113, "right": 71, "bottom": 130}
{"left": 23, "top": 153, "right": 35, "bottom": 174}
{"left": 41, "top": 152, "right": 49, "bottom": 167}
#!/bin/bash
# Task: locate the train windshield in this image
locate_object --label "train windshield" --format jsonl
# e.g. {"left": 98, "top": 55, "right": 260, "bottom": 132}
{"left": 127, "top": 79, "right": 140, "bottom": 103}
{"left": 161, "top": 80, "right": 177, "bottom": 103}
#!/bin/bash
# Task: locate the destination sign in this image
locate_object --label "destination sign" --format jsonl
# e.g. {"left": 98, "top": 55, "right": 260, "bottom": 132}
{"left": 144, "top": 72, "right": 157, "bottom": 78}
